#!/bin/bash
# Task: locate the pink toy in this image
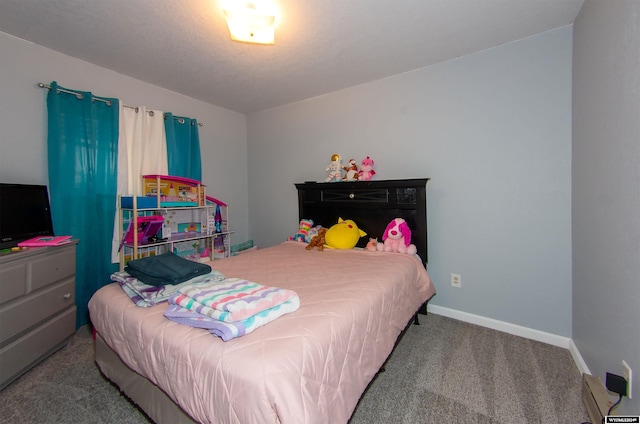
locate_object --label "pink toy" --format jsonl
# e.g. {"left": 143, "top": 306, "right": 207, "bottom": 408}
{"left": 365, "top": 237, "right": 378, "bottom": 251}
{"left": 358, "top": 156, "right": 376, "bottom": 181}
{"left": 376, "top": 218, "right": 417, "bottom": 255}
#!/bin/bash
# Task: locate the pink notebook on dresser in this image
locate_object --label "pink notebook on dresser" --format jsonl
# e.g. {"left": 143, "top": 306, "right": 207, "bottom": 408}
{"left": 17, "top": 235, "right": 72, "bottom": 247}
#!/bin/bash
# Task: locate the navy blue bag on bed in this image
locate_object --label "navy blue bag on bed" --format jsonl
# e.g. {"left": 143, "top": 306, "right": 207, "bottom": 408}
{"left": 125, "top": 252, "right": 212, "bottom": 287}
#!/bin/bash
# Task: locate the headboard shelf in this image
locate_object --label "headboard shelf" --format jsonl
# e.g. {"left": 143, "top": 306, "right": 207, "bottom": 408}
{"left": 295, "top": 178, "right": 429, "bottom": 265}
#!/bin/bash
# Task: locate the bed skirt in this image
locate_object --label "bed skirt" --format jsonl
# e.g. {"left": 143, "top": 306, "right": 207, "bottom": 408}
{"left": 95, "top": 332, "right": 197, "bottom": 424}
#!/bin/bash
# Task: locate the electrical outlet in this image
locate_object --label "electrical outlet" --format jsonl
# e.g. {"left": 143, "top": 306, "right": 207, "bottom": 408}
{"left": 622, "top": 360, "right": 632, "bottom": 399}
{"left": 451, "top": 273, "right": 461, "bottom": 288}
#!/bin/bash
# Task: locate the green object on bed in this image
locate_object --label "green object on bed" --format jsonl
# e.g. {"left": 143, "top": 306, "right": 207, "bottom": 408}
{"left": 230, "top": 240, "right": 254, "bottom": 255}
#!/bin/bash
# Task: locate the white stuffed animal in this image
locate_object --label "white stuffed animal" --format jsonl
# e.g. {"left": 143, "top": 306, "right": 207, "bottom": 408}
{"left": 377, "top": 218, "right": 417, "bottom": 255}
{"left": 325, "top": 154, "right": 343, "bottom": 182}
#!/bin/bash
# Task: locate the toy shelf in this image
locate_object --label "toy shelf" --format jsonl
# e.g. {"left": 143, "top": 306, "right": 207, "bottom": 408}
{"left": 117, "top": 193, "right": 232, "bottom": 270}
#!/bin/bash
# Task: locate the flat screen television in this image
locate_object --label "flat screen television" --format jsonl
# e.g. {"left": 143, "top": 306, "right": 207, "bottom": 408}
{"left": 0, "top": 183, "right": 55, "bottom": 249}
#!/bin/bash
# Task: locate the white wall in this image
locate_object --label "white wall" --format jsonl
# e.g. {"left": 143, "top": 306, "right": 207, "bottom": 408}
{"left": 0, "top": 31, "right": 249, "bottom": 244}
{"left": 573, "top": 0, "right": 640, "bottom": 414}
{"left": 247, "top": 27, "right": 573, "bottom": 336}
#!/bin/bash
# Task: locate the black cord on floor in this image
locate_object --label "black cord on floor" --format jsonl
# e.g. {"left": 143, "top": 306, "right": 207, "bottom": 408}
{"left": 594, "top": 394, "right": 623, "bottom": 424}
{"left": 579, "top": 393, "right": 623, "bottom": 424}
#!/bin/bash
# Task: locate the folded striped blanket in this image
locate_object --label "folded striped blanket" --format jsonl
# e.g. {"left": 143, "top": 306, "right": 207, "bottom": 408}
{"left": 112, "top": 269, "right": 227, "bottom": 307}
{"left": 164, "top": 295, "right": 300, "bottom": 341}
{"left": 175, "top": 278, "right": 299, "bottom": 323}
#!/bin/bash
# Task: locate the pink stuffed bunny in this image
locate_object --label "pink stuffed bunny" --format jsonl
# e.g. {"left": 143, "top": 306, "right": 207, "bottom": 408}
{"left": 376, "top": 218, "right": 417, "bottom": 255}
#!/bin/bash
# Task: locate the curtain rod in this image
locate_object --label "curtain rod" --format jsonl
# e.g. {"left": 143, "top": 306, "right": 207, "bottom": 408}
{"left": 37, "top": 82, "right": 204, "bottom": 126}
{"left": 38, "top": 82, "right": 114, "bottom": 106}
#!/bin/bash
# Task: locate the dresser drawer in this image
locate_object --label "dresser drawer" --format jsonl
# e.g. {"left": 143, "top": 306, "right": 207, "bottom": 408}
{"left": 29, "top": 246, "right": 76, "bottom": 292}
{"left": 321, "top": 188, "right": 389, "bottom": 203}
{"left": 0, "top": 277, "right": 75, "bottom": 344}
{"left": 0, "top": 305, "right": 76, "bottom": 390}
{"left": 0, "top": 261, "right": 27, "bottom": 305}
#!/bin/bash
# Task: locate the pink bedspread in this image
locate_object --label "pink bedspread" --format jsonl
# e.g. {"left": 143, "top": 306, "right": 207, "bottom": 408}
{"left": 88, "top": 242, "right": 435, "bottom": 424}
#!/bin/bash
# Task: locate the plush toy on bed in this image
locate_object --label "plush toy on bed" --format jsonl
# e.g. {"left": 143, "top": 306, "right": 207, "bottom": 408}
{"left": 324, "top": 217, "right": 367, "bottom": 249}
{"left": 365, "top": 238, "right": 378, "bottom": 251}
{"left": 288, "top": 219, "right": 314, "bottom": 242}
{"left": 376, "top": 218, "right": 417, "bottom": 255}
{"left": 305, "top": 227, "right": 328, "bottom": 251}
{"left": 306, "top": 225, "right": 323, "bottom": 242}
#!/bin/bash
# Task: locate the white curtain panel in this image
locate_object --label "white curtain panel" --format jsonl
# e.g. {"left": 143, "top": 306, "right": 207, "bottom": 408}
{"left": 110, "top": 105, "right": 168, "bottom": 263}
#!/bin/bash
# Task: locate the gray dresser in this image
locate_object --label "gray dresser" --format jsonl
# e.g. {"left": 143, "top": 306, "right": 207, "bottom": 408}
{"left": 0, "top": 241, "right": 77, "bottom": 390}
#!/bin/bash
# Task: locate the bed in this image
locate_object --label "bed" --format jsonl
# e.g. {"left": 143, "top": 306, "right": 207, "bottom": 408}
{"left": 89, "top": 178, "right": 435, "bottom": 424}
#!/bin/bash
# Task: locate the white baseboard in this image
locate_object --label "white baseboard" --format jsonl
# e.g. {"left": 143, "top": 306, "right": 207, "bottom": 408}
{"left": 425, "top": 304, "right": 589, "bottom": 374}
{"left": 426, "top": 304, "right": 570, "bottom": 347}
{"left": 568, "top": 339, "right": 591, "bottom": 375}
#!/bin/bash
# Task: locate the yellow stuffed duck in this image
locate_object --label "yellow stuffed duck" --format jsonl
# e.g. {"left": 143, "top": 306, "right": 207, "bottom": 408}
{"left": 324, "top": 218, "right": 367, "bottom": 249}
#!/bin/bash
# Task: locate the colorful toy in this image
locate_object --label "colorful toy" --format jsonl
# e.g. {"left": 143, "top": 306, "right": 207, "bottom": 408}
{"left": 118, "top": 215, "right": 164, "bottom": 252}
{"left": 365, "top": 237, "right": 378, "bottom": 251}
{"left": 343, "top": 159, "right": 359, "bottom": 181}
{"left": 325, "top": 154, "right": 343, "bottom": 182}
{"left": 288, "top": 219, "right": 314, "bottom": 242}
{"left": 307, "top": 225, "right": 323, "bottom": 241}
{"left": 214, "top": 205, "right": 223, "bottom": 233}
{"left": 143, "top": 174, "right": 205, "bottom": 206}
{"left": 205, "top": 196, "right": 228, "bottom": 235}
{"left": 377, "top": 218, "right": 417, "bottom": 255}
{"left": 358, "top": 156, "right": 376, "bottom": 181}
{"left": 324, "top": 217, "right": 367, "bottom": 249}
{"left": 305, "top": 227, "right": 328, "bottom": 251}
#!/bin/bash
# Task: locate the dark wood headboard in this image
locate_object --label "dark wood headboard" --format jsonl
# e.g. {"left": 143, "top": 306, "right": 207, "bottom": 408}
{"left": 295, "top": 178, "right": 429, "bottom": 266}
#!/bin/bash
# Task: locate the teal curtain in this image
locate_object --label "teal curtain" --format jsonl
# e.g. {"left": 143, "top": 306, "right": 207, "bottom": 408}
{"left": 47, "top": 81, "right": 119, "bottom": 328}
{"left": 164, "top": 113, "right": 202, "bottom": 181}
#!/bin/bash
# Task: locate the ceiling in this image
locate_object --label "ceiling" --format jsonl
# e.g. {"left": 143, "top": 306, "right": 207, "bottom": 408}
{"left": 0, "top": 0, "right": 584, "bottom": 114}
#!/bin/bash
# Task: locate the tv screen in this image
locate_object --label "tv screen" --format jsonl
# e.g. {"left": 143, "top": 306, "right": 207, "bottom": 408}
{"left": 0, "top": 183, "right": 55, "bottom": 249}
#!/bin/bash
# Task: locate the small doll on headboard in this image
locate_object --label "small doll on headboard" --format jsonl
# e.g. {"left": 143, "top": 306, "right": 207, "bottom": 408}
{"left": 325, "top": 154, "right": 343, "bottom": 182}
{"left": 358, "top": 156, "right": 376, "bottom": 181}
{"left": 343, "top": 159, "right": 359, "bottom": 181}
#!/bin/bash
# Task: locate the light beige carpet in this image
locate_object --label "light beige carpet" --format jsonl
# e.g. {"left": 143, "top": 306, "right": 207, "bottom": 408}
{"left": 350, "top": 314, "right": 590, "bottom": 423}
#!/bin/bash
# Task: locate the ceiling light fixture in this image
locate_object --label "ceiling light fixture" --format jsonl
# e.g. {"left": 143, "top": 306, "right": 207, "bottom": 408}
{"left": 222, "top": 1, "right": 276, "bottom": 45}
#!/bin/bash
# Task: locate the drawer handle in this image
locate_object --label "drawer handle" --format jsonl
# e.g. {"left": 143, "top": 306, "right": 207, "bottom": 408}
{"left": 63, "top": 293, "right": 72, "bottom": 300}
{"left": 349, "top": 193, "right": 355, "bottom": 199}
